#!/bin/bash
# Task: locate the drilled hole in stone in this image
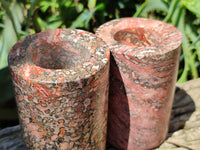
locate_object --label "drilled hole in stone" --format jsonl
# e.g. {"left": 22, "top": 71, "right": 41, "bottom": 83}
{"left": 31, "top": 42, "right": 90, "bottom": 69}
{"left": 114, "top": 28, "right": 160, "bottom": 47}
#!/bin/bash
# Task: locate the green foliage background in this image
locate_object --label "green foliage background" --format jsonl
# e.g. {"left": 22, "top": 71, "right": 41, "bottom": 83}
{"left": 0, "top": 0, "right": 200, "bottom": 104}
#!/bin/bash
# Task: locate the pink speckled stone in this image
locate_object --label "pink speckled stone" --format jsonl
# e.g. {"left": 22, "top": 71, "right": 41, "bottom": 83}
{"left": 8, "top": 29, "right": 110, "bottom": 150}
{"left": 96, "top": 18, "right": 182, "bottom": 150}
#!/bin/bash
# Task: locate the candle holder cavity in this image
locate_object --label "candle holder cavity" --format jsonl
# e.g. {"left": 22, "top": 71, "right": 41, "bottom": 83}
{"left": 96, "top": 17, "right": 182, "bottom": 150}
{"left": 8, "top": 29, "right": 110, "bottom": 149}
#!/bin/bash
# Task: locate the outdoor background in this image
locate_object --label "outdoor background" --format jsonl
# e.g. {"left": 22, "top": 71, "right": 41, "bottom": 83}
{"left": 0, "top": 0, "right": 200, "bottom": 129}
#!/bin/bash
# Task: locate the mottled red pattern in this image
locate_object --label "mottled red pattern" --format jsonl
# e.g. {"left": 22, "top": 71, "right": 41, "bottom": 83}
{"left": 8, "top": 29, "right": 110, "bottom": 149}
{"left": 96, "top": 18, "right": 182, "bottom": 150}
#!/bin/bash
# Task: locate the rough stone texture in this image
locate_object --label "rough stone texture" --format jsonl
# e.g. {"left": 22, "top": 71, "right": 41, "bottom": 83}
{"left": 96, "top": 18, "right": 182, "bottom": 150}
{"left": 1, "top": 78, "right": 200, "bottom": 150}
{"left": 7, "top": 29, "right": 110, "bottom": 150}
{"left": 0, "top": 125, "right": 25, "bottom": 150}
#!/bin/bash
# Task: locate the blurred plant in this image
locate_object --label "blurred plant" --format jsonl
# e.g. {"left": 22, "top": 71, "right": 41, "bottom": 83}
{"left": 0, "top": 0, "right": 25, "bottom": 69}
{"left": 0, "top": 0, "right": 25, "bottom": 102}
{"left": 133, "top": 0, "right": 200, "bottom": 83}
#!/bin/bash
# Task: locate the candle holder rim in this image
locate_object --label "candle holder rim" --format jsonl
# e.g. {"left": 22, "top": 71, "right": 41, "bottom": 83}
{"left": 96, "top": 17, "right": 182, "bottom": 56}
{"left": 8, "top": 28, "right": 110, "bottom": 83}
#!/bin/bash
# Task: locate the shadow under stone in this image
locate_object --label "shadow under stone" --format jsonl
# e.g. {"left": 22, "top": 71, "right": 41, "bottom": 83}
{"left": 168, "top": 87, "right": 195, "bottom": 135}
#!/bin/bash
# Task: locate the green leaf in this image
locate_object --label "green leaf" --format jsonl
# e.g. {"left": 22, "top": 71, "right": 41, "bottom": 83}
{"left": 1, "top": 0, "right": 24, "bottom": 40}
{"left": 170, "top": 1, "right": 183, "bottom": 26}
{"left": 163, "top": 0, "right": 179, "bottom": 22}
{"left": 36, "top": 16, "right": 46, "bottom": 31}
{"left": 173, "top": 4, "right": 198, "bottom": 82}
{"left": 0, "top": 15, "right": 18, "bottom": 69}
{"left": 47, "top": 19, "right": 63, "bottom": 29}
{"left": 118, "top": 1, "right": 125, "bottom": 9}
{"left": 25, "top": 0, "right": 36, "bottom": 31}
{"left": 173, "top": 6, "right": 190, "bottom": 83}
{"left": 88, "top": 0, "right": 96, "bottom": 10}
{"left": 94, "top": 3, "right": 105, "bottom": 12}
{"left": 40, "top": 1, "right": 51, "bottom": 12}
{"left": 187, "top": 30, "right": 200, "bottom": 64}
{"left": 34, "top": 11, "right": 63, "bottom": 31}
{"left": 181, "top": 0, "right": 200, "bottom": 17}
{"left": 39, "top": 0, "right": 58, "bottom": 13}
{"left": 0, "top": 0, "right": 25, "bottom": 69}
{"left": 133, "top": 0, "right": 168, "bottom": 17}
{"left": 184, "top": 16, "right": 199, "bottom": 78}
{"left": 58, "top": 1, "right": 83, "bottom": 27}
{"left": 32, "top": 7, "right": 42, "bottom": 32}
{"left": 70, "top": 9, "right": 92, "bottom": 29}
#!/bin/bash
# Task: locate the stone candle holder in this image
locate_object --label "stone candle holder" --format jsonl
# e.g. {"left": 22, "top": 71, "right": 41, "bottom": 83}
{"left": 96, "top": 18, "right": 182, "bottom": 150}
{"left": 8, "top": 29, "right": 110, "bottom": 149}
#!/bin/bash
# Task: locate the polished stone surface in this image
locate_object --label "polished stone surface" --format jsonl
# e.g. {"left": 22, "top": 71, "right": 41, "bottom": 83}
{"left": 2, "top": 78, "right": 200, "bottom": 150}
{"left": 96, "top": 17, "right": 182, "bottom": 150}
{"left": 8, "top": 29, "right": 110, "bottom": 149}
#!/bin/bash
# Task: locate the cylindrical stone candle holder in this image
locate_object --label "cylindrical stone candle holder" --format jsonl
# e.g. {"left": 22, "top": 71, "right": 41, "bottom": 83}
{"left": 8, "top": 29, "right": 110, "bottom": 149}
{"left": 96, "top": 18, "right": 182, "bottom": 150}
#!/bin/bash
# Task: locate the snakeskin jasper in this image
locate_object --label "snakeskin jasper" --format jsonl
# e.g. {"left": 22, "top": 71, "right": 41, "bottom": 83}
{"left": 8, "top": 29, "right": 110, "bottom": 150}
{"left": 96, "top": 18, "right": 182, "bottom": 150}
